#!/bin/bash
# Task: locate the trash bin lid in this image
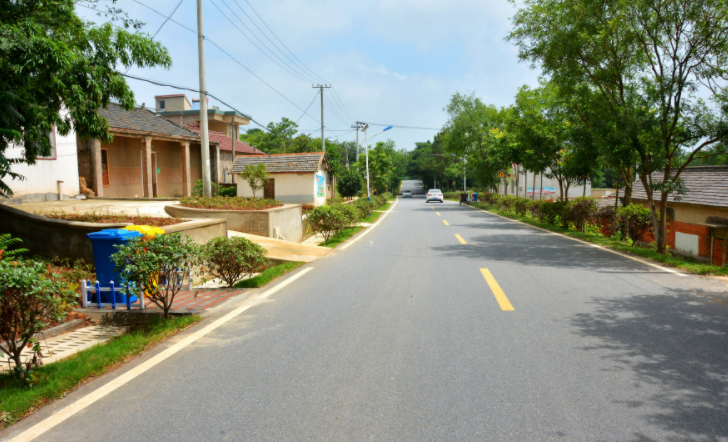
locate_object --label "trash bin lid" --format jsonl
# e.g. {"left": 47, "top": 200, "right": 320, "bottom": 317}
{"left": 124, "top": 225, "right": 165, "bottom": 237}
{"left": 87, "top": 229, "right": 143, "bottom": 240}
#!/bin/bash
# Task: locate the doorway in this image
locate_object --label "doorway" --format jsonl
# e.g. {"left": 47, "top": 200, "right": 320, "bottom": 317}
{"left": 264, "top": 178, "right": 275, "bottom": 199}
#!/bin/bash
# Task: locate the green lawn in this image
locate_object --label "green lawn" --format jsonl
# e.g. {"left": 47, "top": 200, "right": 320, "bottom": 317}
{"left": 0, "top": 315, "right": 201, "bottom": 428}
{"left": 362, "top": 211, "right": 382, "bottom": 223}
{"left": 318, "top": 226, "right": 366, "bottom": 248}
{"left": 374, "top": 202, "right": 392, "bottom": 211}
{"left": 234, "top": 261, "right": 306, "bottom": 288}
{"left": 469, "top": 202, "right": 728, "bottom": 276}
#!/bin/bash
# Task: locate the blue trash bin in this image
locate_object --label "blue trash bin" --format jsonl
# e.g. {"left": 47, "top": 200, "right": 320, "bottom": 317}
{"left": 87, "top": 229, "right": 143, "bottom": 304}
{"left": 472, "top": 193, "right": 478, "bottom": 203}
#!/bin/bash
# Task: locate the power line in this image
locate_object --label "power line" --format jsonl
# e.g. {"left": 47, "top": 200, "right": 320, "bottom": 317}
{"left": 211, "top": 0, "right": 314, "bottom": 83}
{"left": 331, "top": 87, "right": 355, "bottom": 121}
{"left": 128, "top": 0, "right": 320, "bottom": 124}
{"left": 363, "top": 122, "right": 443, "bottom": 130}
{"left": 123, "top": 0, "right": 184, "bottom": 75}
{"left": 323, "top": 95, "right": 350, "bottom": 126}
{"left": 296, "top": 91, "right": 319, "bottom": 124}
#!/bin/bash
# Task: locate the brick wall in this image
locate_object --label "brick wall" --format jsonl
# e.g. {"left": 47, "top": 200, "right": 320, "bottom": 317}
{"left": 640, "top": 220, "right": 726, "bottom": 264}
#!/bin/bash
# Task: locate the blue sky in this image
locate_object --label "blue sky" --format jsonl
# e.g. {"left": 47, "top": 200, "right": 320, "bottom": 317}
{"left": 80, "top": 0, "right": 539, "bottom": 150}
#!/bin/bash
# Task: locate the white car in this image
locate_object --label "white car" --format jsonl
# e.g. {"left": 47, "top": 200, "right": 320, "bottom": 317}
{"left": 426, "top": 189, "right": 444, "bottom": 203}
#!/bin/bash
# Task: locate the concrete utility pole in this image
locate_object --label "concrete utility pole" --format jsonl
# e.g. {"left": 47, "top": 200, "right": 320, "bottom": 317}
{"left": 363, "top": 124, "right": 370, "bottom": 200}
{"left": 352, "top": 121, "right": 366, "bottom": 163}
{"left": 313, "top": 84, "right": 331, "bottom": 151}
{"left": 197, "top": 0, "right": 212, "bottom": 197}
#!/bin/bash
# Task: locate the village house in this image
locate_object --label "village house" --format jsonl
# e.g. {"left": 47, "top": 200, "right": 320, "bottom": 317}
{"left": 186, "top": 126, "right": 265, "bottom": 184}
{"left": 631, "top": 166, "right": 728, "bottom": 266}
{"left": 232, "top": 152, "right": 332, "bottom": 207}
{"left": 5, "top": 112, "right": 81, "bottom": 203}
{"left": 155, "top": 94, "right": 251, "bottom": 142}
{"left": 77, "top": 102, "right": 221, "bottom": 198}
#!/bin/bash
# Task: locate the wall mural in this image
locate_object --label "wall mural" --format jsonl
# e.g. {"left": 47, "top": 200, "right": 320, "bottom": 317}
{"left": 315, "top": 174, "right": 325, "bottom": 197}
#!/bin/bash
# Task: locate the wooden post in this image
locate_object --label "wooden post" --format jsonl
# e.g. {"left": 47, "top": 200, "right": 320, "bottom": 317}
{"left": 181, "top": 141, "right": 191, "bottom": 197}
{"left": 142, "top": 137, "right": 153, "bottom": 198}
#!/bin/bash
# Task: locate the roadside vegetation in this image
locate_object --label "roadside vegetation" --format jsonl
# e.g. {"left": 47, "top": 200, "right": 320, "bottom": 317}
{"left": 307, "top": 193, "right": 392, "bottom": 246}
{"left": 40, "top": 211, "right": 182, "bottom": 227}
{"left": 0, "top": 315, "right": 200, "bottom": 429}
{"left": 458, "top": 194, "right": 728, "bottom": 276}
{"left": 179, "top": 196, "right": 282, "bottom": 211}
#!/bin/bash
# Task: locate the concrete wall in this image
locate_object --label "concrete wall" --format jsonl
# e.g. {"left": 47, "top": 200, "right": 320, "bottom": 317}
{"left": 237, "top": 172, "right": 321, "bottom": 206}
{"left": 0, "top": 203, "right": 227, "bottom": 263}
{"left": 7, "top": 124, "right": 81, "bottom": 202}
{"left": 165, "top": 204, "right": 303, "bottom": 242}
{"left": 497, "top": 169, "right": 591, "bottom": 199}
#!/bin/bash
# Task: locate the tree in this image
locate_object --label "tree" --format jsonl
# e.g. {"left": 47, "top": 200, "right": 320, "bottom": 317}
{"left": 239, "top": 164, "right": 270, "bottom": 198}
{"left": 199, "top": 236, "right": 268, "bottom": 288}
{"left": 0, "top": 1, "right": 172, "bottom": 197}
{"left": 509, "top": 0, "right": 728, "bottom": 253}
{"left": 337, "top": 169, "right": 363, "bottom": 198}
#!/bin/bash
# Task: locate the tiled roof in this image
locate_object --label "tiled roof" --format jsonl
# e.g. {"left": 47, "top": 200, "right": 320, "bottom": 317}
{"left": 186, "top": 127, "right": 264, "bottom": 155}
{"left": 99, "top": 102, "right": 200, "bottom": 140}
{"left": 232, "top": 152, "right": 327, "bottom": 173}
{"left": 630, "top": 166, "right": 728, "bottom": 208}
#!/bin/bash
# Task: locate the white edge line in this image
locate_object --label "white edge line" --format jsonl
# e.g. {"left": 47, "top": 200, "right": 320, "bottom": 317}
{"left": 455, "top": 201, "right": 687, "bottom": 277}
{"left": 9, "top": 267, "right": 315, "bottom": 442}
{"left": 340, "top": 198, "right": 399, "bottom": 250}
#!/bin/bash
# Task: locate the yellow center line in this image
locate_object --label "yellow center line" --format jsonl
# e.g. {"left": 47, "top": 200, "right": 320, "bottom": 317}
{"left": 436, "top": 212, "right": 441, "bottom": 216}
{"left": 443, "top": 220, "right": 449, "bottom": 226}
{"left": 480, "top": 268, "right": 514, "bottom": 311}
{"left": 455, "top": 234, "right": 467, "bottom": 244}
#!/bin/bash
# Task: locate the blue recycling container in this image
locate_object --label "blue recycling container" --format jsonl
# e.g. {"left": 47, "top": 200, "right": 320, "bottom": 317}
{"left": 472, "top": 193, "right": 478, "bottom": 203}
{"left": 87, "top": 229, "right": 143, "bottom": 304}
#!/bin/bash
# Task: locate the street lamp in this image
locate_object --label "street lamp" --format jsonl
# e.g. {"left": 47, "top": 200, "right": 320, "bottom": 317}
{"left": 451, "top": 154, "right": 467, "bottom": 192}
{"left": 362, "top": 125, "right": 393, "bottom": 201}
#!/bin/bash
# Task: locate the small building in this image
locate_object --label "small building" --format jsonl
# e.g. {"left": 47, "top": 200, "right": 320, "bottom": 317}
{"left": 6, "top": 112, "right": 81, "bottom": 202}
{"left": 232, "top": 152, "right": 332, "bottom": 207}
{"left": 155, "top": 94, "right": 251, "bottom": 143}
{"left": 631, "top": 166, "right": 728, "bottom": 265}
{"left": 77, "top": 102, "right": 220, "bottom": 198}
{"left": 186, "top": 126, "right": 265, "bottom": 184}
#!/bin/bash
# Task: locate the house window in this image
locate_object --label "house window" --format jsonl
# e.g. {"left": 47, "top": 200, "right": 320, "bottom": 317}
{"left": 38, "top": 126, "right": 56, "bottom": 160}
{"left": 101, "top": 149, "right": 110, "bottom": 186}
{"left": 159, "top": 100, "right": 165, "bottom": 110}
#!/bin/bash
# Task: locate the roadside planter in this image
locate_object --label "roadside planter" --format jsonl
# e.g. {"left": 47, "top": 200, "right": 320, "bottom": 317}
{"left": 165, "top": 203, "right": 303, "bottom": 242}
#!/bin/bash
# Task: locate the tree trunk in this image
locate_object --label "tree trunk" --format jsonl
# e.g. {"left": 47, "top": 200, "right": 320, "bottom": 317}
{"left": 621, "top": 167, "right": 633, "bottom": 206}
{"left": 532, "top": 172, "right": 536, "bottom": 200}
{"left": 638, "top": 170, "right": 662, "bottom": 252}
{"left": 540, "top": 173, "right": 543, "bottom": 200}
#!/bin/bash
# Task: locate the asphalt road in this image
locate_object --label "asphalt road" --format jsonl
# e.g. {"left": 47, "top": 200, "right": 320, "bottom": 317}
{"left": 9, "top": 197, "right": 728, "bottom": 441}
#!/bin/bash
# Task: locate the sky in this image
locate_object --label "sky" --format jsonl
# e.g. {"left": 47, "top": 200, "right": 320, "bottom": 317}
{"left": 79, "top": 0, "right": 539, "bottom": 151}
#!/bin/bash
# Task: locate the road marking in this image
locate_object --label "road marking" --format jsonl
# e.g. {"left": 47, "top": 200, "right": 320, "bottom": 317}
{"left": 455, "top": 234, "right": 467, "bottom": 244}
{"left": 8, "top": 267, "right": 315, "bottom": 442}
{"left": 340, "top": 198, "right": 398, "bottom": 250}
{"left": 480, "top": 268, "right": 514, "bottom": 311}
{"left": 436, "top": 212, "right": 441, "bottom": 216}
{"left": 443, "top": 220, "right": 449, "bottom": 226}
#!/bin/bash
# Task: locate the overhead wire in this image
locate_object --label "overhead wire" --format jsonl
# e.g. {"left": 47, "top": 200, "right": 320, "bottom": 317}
{"left": 123, "top": 0, "right": 184, "bottom": 75}
{"left": 362, "top": 123, "right": 442, "bottom": 130}
{"left": 127, "top": 0, "right": 320, "bottom": 124}
{"left": 296, "top": 91, "right": 319, "bottom": 124}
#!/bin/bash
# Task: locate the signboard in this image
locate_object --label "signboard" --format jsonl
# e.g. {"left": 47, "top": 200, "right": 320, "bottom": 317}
{"left": 315, "top": 174, "right": 325, "bottom": 197}
{"left": 498, "top": 171, "right": 505, "bottom": 178}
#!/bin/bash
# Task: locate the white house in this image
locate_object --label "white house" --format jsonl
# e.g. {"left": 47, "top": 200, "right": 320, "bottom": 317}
{"left": 6, "top": 121, "right": 81, "bottom": 202}
{"left": 232, "top": 152, "right": 332, "bottom": 208}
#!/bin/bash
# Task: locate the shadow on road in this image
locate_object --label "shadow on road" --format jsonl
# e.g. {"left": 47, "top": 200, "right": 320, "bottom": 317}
{"left": 572, "top": 289, "right": 728, "bottom": 441}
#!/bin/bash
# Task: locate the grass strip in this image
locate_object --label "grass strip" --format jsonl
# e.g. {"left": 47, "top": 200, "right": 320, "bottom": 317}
{"left": 375, "top": 202, "right": 392, "bottom": 211}
{"left": 0, "top": 315, "right": 201, "bottom": 428}
{"left": 318, "top": 226, "right": 366, "bottom": 248}
{"left": 467, "top": 201, "right": 728, "bottom": 276}
{"left": 234, "top": 261, "right": 306, "bottom": 288}
{"left": 362, "top": 211, "right": 382, "bottom": 223}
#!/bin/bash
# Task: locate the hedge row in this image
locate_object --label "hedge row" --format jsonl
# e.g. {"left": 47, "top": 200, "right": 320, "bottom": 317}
{"left": 306, "top": 193, "right": 392, "bottom": 244}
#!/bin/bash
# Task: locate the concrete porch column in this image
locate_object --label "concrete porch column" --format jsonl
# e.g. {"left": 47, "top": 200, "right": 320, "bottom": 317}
{"left": 142, "top": 137, "right": 153, "bottom": 197}
{"left": 213, "top": 144, "right": 221, "bottom": 184}
{"left": 89, "top": 138, "right": 103, "bottom": 197}
{"left": 181, "top": 141, "right": 191, "bottom": 197}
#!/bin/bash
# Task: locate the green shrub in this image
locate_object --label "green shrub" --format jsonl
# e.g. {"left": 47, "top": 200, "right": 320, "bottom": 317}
{"left": 179, "top": 196, "right": 282, "bottom": 211}
{"left": 499, "top": 195, "right": 516, "bottom": 212}
{"left": 0, "top": 260, "right": 75, "bottom": 380}
{"left": 111, "top": 233, "right": 199, "bottom": 319}
{"left": 514, "top": 197, "right": 530, "bottom": 216}
{"left": 327, "top": 197, "right": 345, "bottom": 205}
{"left": 382, "top": 192, "right": 393, "bottom": 200}
{"left": 0, "top": 234, "right": 28, "bottom": 261}
{"left": 337, "top": 169, "right": 363, "bottom": 198}
{"left": 354, "top": 198, "right": 371, "bottom": 219}
{"left": 199, "top": 236, "right": 268, "bottom": 287}
{"left": 336, "top": 203, "right": 361, "bottom": 228}
{"left": 568, "top": 197, "right": 598, "bottom": 231}
{"left": 216, "top": 186, "right": 237, "bottom": 197}
{"left": 540, "top": 200, "right": 562, "bottom": 224}
{"left": 192, "top": 179, "right": 218, "bottom": 197}
{"left": 618, "top": 204, "right": 654, "bottom": 245}
{"left": 305, "top": 205, "right": 347, "bottom": 244}
{"left": 528, "top": 200, "right": 544, "bottom": 220}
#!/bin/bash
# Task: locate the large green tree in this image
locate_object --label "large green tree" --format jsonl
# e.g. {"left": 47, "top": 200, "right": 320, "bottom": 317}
{"left": 509, "top": 0, "right": 728, "bottom": 253}
{"left": 0, "top": 0, "right": 172, "bottom": 197}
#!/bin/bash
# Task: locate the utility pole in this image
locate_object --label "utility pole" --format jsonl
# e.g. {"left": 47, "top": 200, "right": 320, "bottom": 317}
{"left": 352, "top": 121, "right": 366, "bottom": 163}
{"left": 363, "top": 124, "right": 370, "bottom": 201}
{"left": 197, "top": 0, "right": 212, "bottom": 197}
{"left": 313, "top": 84, "right": 331, "bottom": 151}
